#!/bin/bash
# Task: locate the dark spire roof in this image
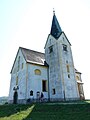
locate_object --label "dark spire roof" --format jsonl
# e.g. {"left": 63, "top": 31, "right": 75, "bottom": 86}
{"left": 50, "top": 11, "right": 62, "bottom": 39}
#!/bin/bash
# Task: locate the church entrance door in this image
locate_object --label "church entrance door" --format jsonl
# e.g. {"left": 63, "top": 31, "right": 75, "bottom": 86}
{"left": 13, "top": 91, "right": 18, "bottom": 104}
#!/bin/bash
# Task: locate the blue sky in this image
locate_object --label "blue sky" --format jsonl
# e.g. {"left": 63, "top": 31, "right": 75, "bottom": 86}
{"left": 0, "top": 0, "right": 90, "bottom": 99}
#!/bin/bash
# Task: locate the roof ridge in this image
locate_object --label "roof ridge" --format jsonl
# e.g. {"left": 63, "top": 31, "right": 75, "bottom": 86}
{"left": 19, "top": 47, "right": 45, "bottom": 54}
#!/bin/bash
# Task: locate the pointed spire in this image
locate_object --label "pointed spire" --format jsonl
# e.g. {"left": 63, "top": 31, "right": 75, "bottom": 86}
{"left": 50, "top": 10, "right": 62, "bottom": 39}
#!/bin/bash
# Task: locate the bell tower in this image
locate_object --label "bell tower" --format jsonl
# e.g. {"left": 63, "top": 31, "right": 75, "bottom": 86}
{"left": 45, "top": 11, "right": 79, "bottom": 101}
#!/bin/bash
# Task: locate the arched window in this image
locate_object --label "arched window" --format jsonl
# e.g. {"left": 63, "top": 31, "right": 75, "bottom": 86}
{"left": 35, "top": 69, "right": 41, "bottom": 75}
{"left": 67, "top": 65, "right": 70, "bottom": 73}
{"left": 49, "top": 45, "right": 53, "bottom": 53}
{"left": 68, "top": 74, "right": 70, "bottom": 78}
{"left": 30, "top": 90, "right": 33, "bottom": 96}
{"left": 21, "top": 63, "right": 24, "bottom": 69}
{"left": 16, "top": 76, "right": 18, "bottom": 85}
{"left": 76, "top": 76, "right": 79, "bottom": 80}
{"left": 17, "top": 56, "right": 20, "bottom": 71}
{"left": 63, "top": 44, "right": 67, "bottom": 51}
{"left": 52, "top": 88, "right": 56, "bottom": 95}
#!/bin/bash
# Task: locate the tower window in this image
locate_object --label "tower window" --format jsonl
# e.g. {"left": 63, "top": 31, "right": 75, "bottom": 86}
{"left": 42, "top": 80, "right": 47, "bottom": 92}
{"left": 76, "top": 76, "right": 79, "bottom": 80}
{"left": 52, "top": 88, "right": 56, "bottom": 95}
{"left": 16, "top": 76, "right": 18, "bottom": 85}
{"left": 49, "top": 46, "right": 53, "bottom": 53}
{"left": 63, "top": 37, "right": 64, "bottom": 40}
{"left": 67, "top": 65, "right": 70, "bottom": 73}
{"left": 63, "top": 45, "right": 67, "bottom": 51}
{"left": 17, "top": 56, "right": 20, "bottom": 71}
{"left": 68, "top": 74, "right": 70, "bottom": 78}
{"left": 66, "top": 60, "right": 68, "bottom": 64}
{"left": 21, "top": 63, "right": 24, "bottom": 69}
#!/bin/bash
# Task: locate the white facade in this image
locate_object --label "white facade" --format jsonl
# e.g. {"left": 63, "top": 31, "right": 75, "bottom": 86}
{"left": 27, "top": 64, "right": 48, "bottom": 100}
{"left": 45, "top": 33, "right": 79, "bottom": 101}
{"left": 9, "top": 49, "right": 27, "bottom": 103}
{"left": 9, "top": 48, "right": 49, "bottom": 104}
{"left": 9, "top": 12, "right": 84, "bottom": 104}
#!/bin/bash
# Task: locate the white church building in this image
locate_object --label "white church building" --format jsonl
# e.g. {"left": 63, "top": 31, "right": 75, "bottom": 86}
{"left": 9, "top": 12, "right": 85, "bottom": 104}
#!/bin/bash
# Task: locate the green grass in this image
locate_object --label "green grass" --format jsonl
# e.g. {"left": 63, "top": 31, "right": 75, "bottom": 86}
{"left": 0, "top": 101, "right": 90, "bottom": 120}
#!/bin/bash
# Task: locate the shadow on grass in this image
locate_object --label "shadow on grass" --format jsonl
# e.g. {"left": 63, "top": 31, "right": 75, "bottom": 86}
{"left": 0, "top": 104, "right": 33, "bottom": 118}
{"left": 23, "top": 101, "right": 90, "bottom": 120}
{"left": 0, "top": 101, "right": 90, "bottom": 120}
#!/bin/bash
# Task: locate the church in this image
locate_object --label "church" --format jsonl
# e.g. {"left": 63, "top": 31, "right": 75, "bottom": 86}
{"left": 9, "top": 12, "right": 85, "bottom": 104}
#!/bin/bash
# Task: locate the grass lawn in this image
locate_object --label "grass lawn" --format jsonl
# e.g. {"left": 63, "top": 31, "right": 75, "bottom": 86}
{"left": 0, "top": 101, "right": 90, "bottom": 120}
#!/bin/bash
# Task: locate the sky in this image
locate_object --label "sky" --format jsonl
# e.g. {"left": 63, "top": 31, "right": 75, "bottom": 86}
{"left": 0, "top": 0, "right": 90, "bottom": 99}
